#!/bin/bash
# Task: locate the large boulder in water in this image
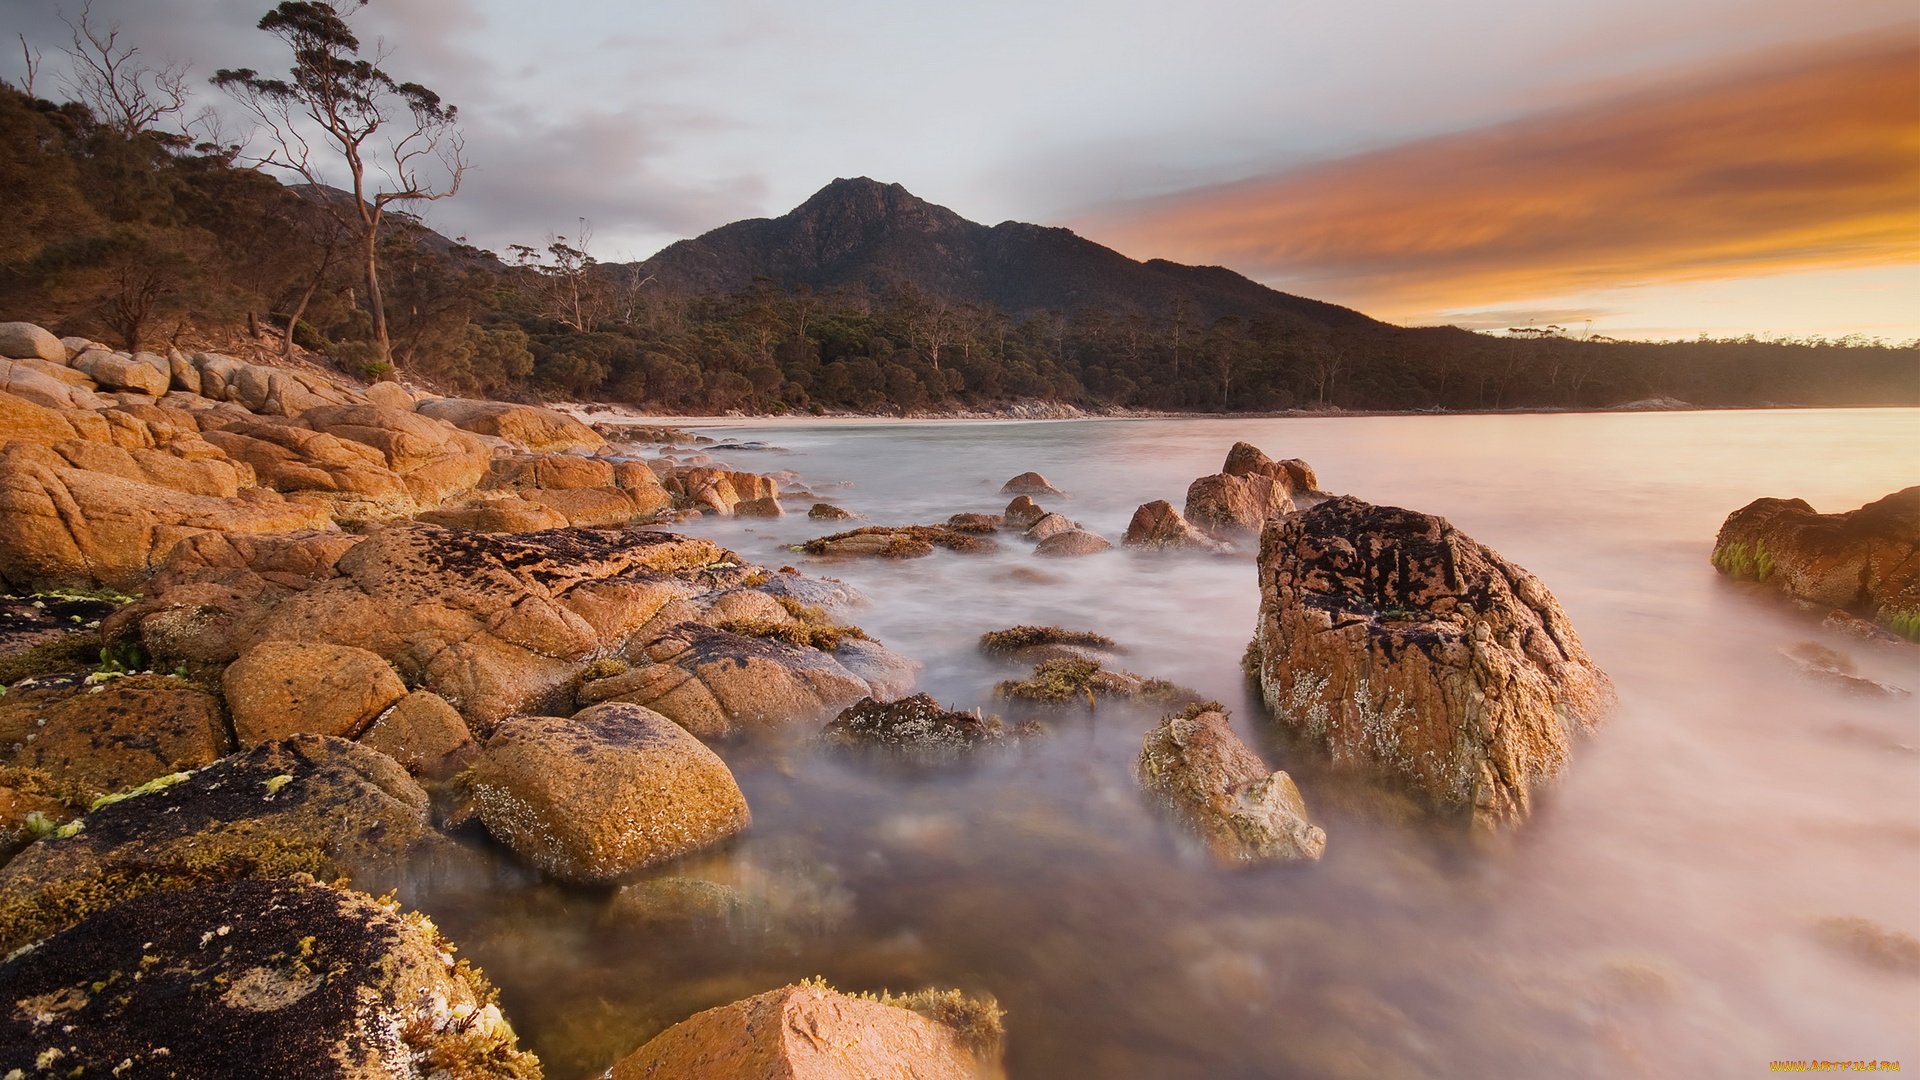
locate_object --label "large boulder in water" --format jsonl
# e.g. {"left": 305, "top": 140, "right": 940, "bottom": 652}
{"left": 1249, "top": 496, "right": 1614, "bottom": 830}
{"left": 468, "top": 701, "right": 751, "bottom": 883}
{"left": 1183, "top": 441, "right": 1311, "bottom": 541}
{"left": 1137, "top": 705, "right": 1325, "bottom": 863}
{"left": 1712, "top": 487, "right": 1919, "bottom": 636}
{"left": 606, "top": 981, "right": 1002, "bottom": 1080}
{"left": 0, "top": 877, "right": 539, "bottom": 1080}
{"left": 0, "top": 735, "right": 447, "bottom": 951}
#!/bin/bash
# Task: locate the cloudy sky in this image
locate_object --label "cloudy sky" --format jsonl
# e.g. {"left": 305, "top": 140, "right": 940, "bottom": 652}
{"left": 5, "top": 0, "right": 1915, "bottom": 339}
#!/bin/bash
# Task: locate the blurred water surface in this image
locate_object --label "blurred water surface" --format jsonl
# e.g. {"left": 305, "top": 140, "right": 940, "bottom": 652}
{"left": 424, "top": 409, "right": 1919, "bottom": 1080}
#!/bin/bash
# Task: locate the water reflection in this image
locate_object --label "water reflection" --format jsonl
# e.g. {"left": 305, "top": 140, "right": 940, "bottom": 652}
{"left": 423, "top": 410, "right": 1919, "bottom": 1079}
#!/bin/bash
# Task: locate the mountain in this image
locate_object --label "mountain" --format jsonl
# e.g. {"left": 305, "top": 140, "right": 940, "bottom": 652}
{"left": 632, "top": 177, "right": 1383, "bottom": 330}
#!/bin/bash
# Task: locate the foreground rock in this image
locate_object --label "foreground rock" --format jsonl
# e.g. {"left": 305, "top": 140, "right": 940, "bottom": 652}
{"left": 607, "top": 982, "right": 1003, "bottom": 1080}
{"left": 0, "top": 673, "right": 230, "bottom": 801}
{"left": 1250, "top": 496, "right": 1614, "bottom": 830}
{"left": 469, "top": 702, "right": 751, "bottom": 883}
{"left": 1713, "top": 487, "right": 1919, "bottom": 639}
{"left": 1184, "top": 442, "right": 1303, "bottom": 540}
{"left": 0, "top": 735, "right": 447, "bottom": 951}
{"left": 826, "top": 694, "right": 1008, "bottom": 749}
{"left": 1124, "top": 499, "right": 1231, "bottom": 552}
{"left": 0, "top": 877, "right": 539, "bottom": 1080}
{"left": 1137, "top": 704, "right": 1326, "bottom": 863}
{"left": 222, "top": 641, "right": 407, "bottom": 745}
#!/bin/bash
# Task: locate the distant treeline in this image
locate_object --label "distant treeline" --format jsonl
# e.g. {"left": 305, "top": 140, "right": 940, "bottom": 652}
{"left": 3, "top": 84, "right": 1913, "bottom": 414}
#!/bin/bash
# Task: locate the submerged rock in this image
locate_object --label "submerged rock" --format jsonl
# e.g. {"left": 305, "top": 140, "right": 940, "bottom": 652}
{"left": 1778, "top": 642, "right": 1910, "bottom": 698}
{"left": 978, "top": 625, "right": 1120, "bottom": 666}
{"left": 826, "top": 694, "right": 1007, "bottom": 748}
{"left": 808, "top": 502, "right": 856, "bottom": 521}
{"left": 606, "top": 982, "right": 1002, "bottom": 1080}
{"left": 800, "top": 525, "right": 997, "bottom": 559}
{"left": 1035, "top": 529, "right": 1112, "bottom": 557}
{"left": 1713, "top": 487, "right": 1919, "bottom": 639}
{"left": 1250, "top": 496, "right": 1614, "bottom": 830}
{"left": 1002, "top": 495, "right": 1046, "bottom": 529}
{"left": 0, "top": 877, "right": 540, "bottom": 1079}
{"left": 994, "top": 657, "right": 1193, "bottom": 707}
{"left": 1000, "top": 471, "right": 1063, "bottom": 496}
{"left": 0, "top": 735, "right": 446, "bottom": 951}
{"left": 946, "top": 512, "right": 1003, "bottom": 533}
{"left": 469, "top": 701, "right": 750, "bottom": 883}
{"left": 1137, "top": 704, "right": 1326, "bottom": 863}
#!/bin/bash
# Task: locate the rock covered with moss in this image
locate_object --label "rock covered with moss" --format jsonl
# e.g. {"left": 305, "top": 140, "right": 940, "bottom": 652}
{"left": 1250, "top": 496, "right": 1613, "bottom": 830}
{"left": 1713, "top": 487, "right": 1919, "bottom": 640}
{"left": 994, "top": 657, "right": 1195, "bottom": 708}
{"left": 825, "top": 694, "right": 1008, "bottom": 749}
{"left": 606, "top": 981, "right": 1002, "bottom": 1080}
{"left": 1137, "top": 704, "right": 1325, "bottom": 863}
{"left": 0, "top": 673, "right": 231, "bottom": 802}
{"left": 800, "top": 524, "right": 997, "bottom": 559}
{"left": 0, "top": 876, "right": 540, "bottom": 1080}
{"left": 978, "top": 625, "right": 1119, "bottom": 666}
{"left": 0, "top": 735, "right": 448, "bottom": 952}
{"left": 468, "top": 702, "right": 751, "bottom": 884}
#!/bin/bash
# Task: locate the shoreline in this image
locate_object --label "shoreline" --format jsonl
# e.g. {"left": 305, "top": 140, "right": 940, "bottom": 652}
{"left": 553, "top": 399, "right": 1914, "bottom": 430}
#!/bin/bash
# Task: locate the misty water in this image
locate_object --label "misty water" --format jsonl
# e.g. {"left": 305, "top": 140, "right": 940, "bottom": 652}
{"left": 422, "top": 408, "right": 1918, "bottom": 1079}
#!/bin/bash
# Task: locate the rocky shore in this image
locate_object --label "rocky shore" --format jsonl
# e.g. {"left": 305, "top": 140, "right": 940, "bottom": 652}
{"left": 1, "top": 318, "right": 1905, "bottom": 1076}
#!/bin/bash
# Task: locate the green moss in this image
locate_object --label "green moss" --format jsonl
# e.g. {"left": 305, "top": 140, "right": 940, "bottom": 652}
{"left": 1879, "top": 608, "right": 1920, "bottom": 643}
{"left": 581, "top": 657, "right": 629, "bottom": 681}
{"left": 714, "top": 618, "right": 872, "bottom": 651}
{"left": 775, "top": 596, "right": 831, "bottom": 625}
{"left": 32, "top": 588, "right": 138, "bottom": 606}
{"left": 0, "top": 632, "right": 102, "bottom": 686}
{"left": 995, "top": 658, "right": 1102, "bottom": 702}
{"left": 1710, "top": 538, "right": 1773, "bottom": 582}
{"left": 978, "top": 626, "right": 1116, "bottom": 655}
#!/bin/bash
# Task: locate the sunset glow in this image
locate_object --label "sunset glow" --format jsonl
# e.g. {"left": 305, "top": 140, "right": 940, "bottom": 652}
{"left": 1075, "top": 34, "right": 1919, "bottom": 338}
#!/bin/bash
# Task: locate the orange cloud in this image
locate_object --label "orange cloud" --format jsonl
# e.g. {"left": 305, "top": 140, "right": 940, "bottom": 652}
{"left": 1072, "top": 32, "right": 1920, "bottom": 323}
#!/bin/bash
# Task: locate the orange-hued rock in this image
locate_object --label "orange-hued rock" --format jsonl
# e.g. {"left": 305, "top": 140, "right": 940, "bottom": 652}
{"left": 128, "top": 523, "right": 728, "bottom": 731}
{"left": 469, "top": 701, "right": 750, "bottom": 882}
{"left": 222, "top": 641, "right": 408, "bottom": 746}
{"left": 1034, "top": 529, "right": 1111, "bottom": 557}
{"left": 480, "top": 452, "right": 615, "bottom": 491}
{"left": 357, "top": 689, "right": 476, "bottom": 780}
{"left": 0, "top": 448, "right": 334, "bottom": 592}
{"left": 607, "top": 983, "right": 1000, "bottom": 1080}
{"left": 1251, "top": 496, "right": 1613, "bottom": 831}
{"left": 1712, "top": 487, "right": 1919, "bottom": 631}
{"left": 999, "top": 470, "right": 1062, "bottom": 496}
{"left": 415, "top": 496, "right": 572, "bottom": 533}
{"left": 1183, "top": 442, "right": 1311, "bottom": 540}
{"left": 2, "top": 674, "right": 231, "bottom": 799}
{"left": 1123, "top": 500, "right": 1229, "bottom": 552}
{"left": 415, "top": 397, "right": 604, "bottom": 453}
{"left": 1137, "top": 705, "right": 1325, "bottom": 863}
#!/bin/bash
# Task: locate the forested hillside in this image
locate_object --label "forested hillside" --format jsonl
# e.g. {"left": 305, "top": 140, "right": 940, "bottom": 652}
{"left": 2, "top": 83, "right": 1912, "bottom": 415}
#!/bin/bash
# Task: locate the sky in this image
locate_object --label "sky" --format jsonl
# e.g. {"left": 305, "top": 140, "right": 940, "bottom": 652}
{"left": 3, "top": 0, "right": 1915, "bottom": 340}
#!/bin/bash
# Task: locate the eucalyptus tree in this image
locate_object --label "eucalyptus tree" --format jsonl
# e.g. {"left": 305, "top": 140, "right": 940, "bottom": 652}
{"left": 214, "top": 0, "right": 466, "bottom": 368}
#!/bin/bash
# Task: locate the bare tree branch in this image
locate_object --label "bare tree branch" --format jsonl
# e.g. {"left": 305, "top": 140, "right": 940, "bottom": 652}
{"left": 56, "top": 1, "right": 192, "bottom": 135}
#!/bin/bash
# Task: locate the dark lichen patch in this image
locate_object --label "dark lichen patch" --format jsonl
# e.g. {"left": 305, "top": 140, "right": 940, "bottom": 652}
{"left": 713, "top": 618, "right": 872, "bottom": 651}
{"left": 993, "top": 658, "right": 1194, "bottom": 706}
{"left": 0, "top": 877, "right": 541, "bottom": 1079}
{"left": 978, "top": 626, "right": 1117, "bottom": 656}
{"left": 0, "top": 631, "right": 102, "bottom": 687}
{"left": 799, "top": 526, "right": 999, "bottom": 559}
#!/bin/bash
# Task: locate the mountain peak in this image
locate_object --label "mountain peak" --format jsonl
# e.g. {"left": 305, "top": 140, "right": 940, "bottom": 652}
{"left": 788, "top": 177, "right": 959, "bottom": 230}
